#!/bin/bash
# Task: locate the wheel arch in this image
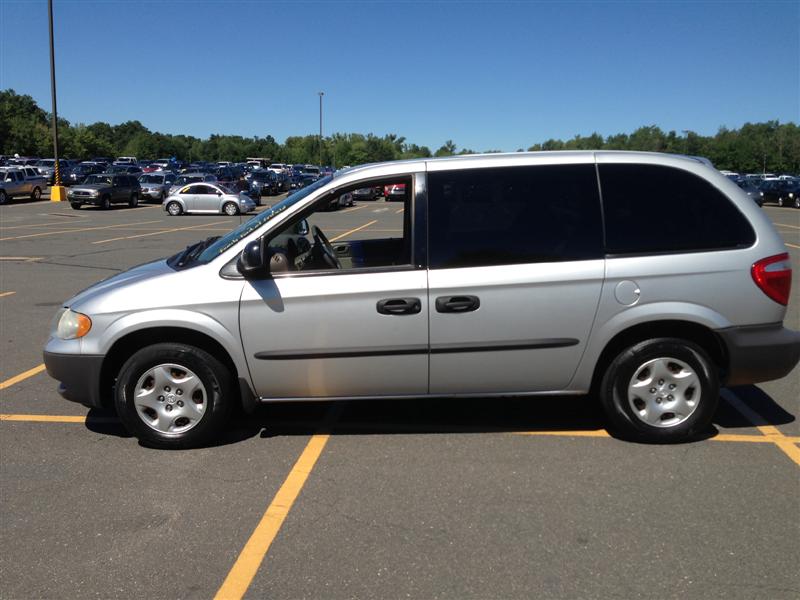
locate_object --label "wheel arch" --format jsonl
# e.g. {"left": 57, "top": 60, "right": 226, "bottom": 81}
{"left": 589, "top": 319, "right": 729, "bottom": 395}
{"left": 99, "top": 326, "right": 246, "bottom": 411}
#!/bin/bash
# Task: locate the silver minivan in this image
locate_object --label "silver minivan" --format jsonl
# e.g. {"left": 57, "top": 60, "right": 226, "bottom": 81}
{"left": 43, "top": 152, "right": 800, "bottom": 448}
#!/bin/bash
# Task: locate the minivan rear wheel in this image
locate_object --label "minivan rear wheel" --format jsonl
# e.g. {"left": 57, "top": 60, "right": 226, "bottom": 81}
{"left": 115, "top": 343, "right": 232, "bottom": 449}
{"left": 599, "top": 338, "right": 718, "bottom": 442}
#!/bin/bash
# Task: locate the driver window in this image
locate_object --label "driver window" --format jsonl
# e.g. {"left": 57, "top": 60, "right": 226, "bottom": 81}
{"left": 265, "top": 176, "right": 414, "bottom": 274}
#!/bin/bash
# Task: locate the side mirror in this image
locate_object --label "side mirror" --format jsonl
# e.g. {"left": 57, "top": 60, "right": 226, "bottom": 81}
{"left": 237, "top": 239, "right": 267, "bottom": 277}
{"left": 295, "top": 219, "right": 309, "bottom": 236}
{"left": 216, "top": 191, "right": 222, "bottom": 196}
{"left": 237, "top": 240, "right": 291, "bottom": 277}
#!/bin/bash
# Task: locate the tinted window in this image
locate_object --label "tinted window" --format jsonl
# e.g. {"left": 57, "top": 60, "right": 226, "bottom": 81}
{"left": 599, "top": 164, "right": 755, "bottom": 254}
{"left": 428, "top": 164, "right": 603, "bottom": 269}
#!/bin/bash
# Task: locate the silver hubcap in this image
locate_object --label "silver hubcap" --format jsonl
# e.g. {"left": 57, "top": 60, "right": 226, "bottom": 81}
{"left": 168, "top": 203, "right": 180, "bottom": 215}
{"left": 224, "top": 203, "right": 237, "bottom": 215}
{"left": 627, "top": 357, "right": 700, "bottom": 428}
{"left": 133, "top": 363, "right": 206, "bottom": 434}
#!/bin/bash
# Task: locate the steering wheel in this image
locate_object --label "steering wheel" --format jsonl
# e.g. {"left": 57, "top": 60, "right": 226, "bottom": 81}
{"left": 312, "top": 225, "right": 341, "bottom": 269}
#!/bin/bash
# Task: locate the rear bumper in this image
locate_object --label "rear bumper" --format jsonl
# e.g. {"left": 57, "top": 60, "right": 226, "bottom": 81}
{"left": 717, "top": 324, "right": 800, "bottom": 386}
{"left": 43, "top": 350, "right": 106, "bottom": 408}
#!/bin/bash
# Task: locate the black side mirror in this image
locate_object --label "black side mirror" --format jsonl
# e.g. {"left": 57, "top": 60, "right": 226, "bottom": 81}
{"left": 237, "top": 239, "right": 267, "bottom": 278}
{"left": 237, "top": 240, "right": 291, "bottom": 278}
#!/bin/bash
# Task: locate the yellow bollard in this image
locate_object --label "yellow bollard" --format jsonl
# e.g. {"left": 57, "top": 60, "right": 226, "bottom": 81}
{"left": 50, "top": 185, "right": 66, "bottom": 201}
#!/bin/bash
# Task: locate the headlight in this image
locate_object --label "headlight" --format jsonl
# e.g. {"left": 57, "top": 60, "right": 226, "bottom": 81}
{"left": 790, "top": 193, "right": 795, "bottom": 198}
{"left": 759, "top": 192, "right": 764, "bottom": 197}
{"left": 89, "top": 190, "right": 99, "bottom": 196}
{"left": 56, "top": 309, "right": 92, "bottom": 340}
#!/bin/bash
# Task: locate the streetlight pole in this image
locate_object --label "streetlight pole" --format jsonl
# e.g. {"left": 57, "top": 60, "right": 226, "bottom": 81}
{"left": 48, "top": 0, "right": 65, "bottom": 201}
{"left": 681, "top": 130, "right": 690, "bottom": 155}
{"left": 318, "top": 91, "right": 324, "bottom": 168}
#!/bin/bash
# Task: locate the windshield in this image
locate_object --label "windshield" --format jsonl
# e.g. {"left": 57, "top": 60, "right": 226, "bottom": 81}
{"left": 175, "top": 176, "right": 201, "bottom": 185}
{"left": 139, "top": 174, "right": 164, "bottom": 183}
{"left": 85, "top": 175, "right": 112, "bottom": 185}
{"left": 195, "top": 175, "right": 332, "bottom": 264}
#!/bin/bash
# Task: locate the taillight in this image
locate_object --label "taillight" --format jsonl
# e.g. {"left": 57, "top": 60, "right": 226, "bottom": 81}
{"left": 751, "top": 253, "right": 792, "bottom": 305}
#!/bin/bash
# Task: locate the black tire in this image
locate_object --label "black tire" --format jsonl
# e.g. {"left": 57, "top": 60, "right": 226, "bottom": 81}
{"left": 223, "top": 201, "right": 239, "bottom": 216}
{"left": 115, "top": 343, "right": 233, "bottom": 449}
{"left": 794, "top": 196, "right": 800, "bottom": 209}
{"left": 31, "top": 186, "right": 42, "bottom": 200}
{"left": 0, "top": 190, "right": 7, "bottom": 205}
{"left": 166, "top": 200, "right": 183, "bottom": 216}
{"left": 599, "top": 338, "right": 719, "bottom": 443}
{"left": 70, "top": 202, "right": 82, "bottom": 210}
{"left": 101, "top": 195, "right": 111, "bottom": 210}
{"left": 128, "top": 193, "right": 139, "bottom": 208}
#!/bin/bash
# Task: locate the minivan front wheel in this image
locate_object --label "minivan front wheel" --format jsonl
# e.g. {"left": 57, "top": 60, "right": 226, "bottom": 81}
{"left": 115, "top": 343, "right": 232, "bottom": 449}
{"left": 599, "top": 338, "right": 719, "bottom": 442}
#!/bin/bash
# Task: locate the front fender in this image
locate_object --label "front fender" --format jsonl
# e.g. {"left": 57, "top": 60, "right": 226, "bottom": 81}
{"left": 84, "top": 308, "right": 249, "bottom": 379}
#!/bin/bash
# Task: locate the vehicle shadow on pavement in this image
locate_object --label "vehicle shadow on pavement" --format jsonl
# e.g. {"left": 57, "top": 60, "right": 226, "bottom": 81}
{"left": 714, "top": 384, "right": 796, "bottom": 428}
{"left": 84, "top": 384, "right": 794, "bottom": 448}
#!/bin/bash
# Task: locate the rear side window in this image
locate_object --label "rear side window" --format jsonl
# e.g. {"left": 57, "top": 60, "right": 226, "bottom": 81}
{"left": 428, "top": 164, "right": 603, "bottom": 269}
{"left": 599, "top": 164, "right": 755, "bottom": 255}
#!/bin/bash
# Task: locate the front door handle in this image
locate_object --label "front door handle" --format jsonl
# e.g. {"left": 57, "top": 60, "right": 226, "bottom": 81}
{"left": 377, "top": 297, "right": 421, "bottom": 315}
{"left": 435, "top": 295, "right": 480, "bottom": 313}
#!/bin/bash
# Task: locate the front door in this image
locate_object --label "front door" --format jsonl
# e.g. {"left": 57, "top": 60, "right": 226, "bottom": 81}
{"left": 425, "top": 162, "right": 605, "bottom": 394}
{"left": 240, "top": 173, "right": 427, "bottom": 399}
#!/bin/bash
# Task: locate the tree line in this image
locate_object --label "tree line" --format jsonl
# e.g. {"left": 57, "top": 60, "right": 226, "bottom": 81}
{"left": 2, "top": 89, "right": 798, "bottom": 173}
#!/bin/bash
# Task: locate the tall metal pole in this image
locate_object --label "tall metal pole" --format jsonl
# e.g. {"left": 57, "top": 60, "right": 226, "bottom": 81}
{"left": 318, "top": 91, "right": 324, "bottom": 168}
{"left": 48, "top": 0, "right": 64, "bottom": 198}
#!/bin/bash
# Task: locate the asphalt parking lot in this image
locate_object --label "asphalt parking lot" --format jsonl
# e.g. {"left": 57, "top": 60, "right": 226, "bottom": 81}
{"left": 1, "top": 195, "right": 798, "bottom": 599}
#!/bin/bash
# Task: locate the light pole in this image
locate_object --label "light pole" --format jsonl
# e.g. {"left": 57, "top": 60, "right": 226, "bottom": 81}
{"left": 48, "top": 0, "right": 65, "bottom": 201}
{"left": 318, "top": 91, "right": 324, "bottom": 168}
{"left": 681, "top": 130, "right": 690, "bottom": 155}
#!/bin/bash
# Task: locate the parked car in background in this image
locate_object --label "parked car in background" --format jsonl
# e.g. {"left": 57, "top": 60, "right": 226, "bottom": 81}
{"left": 66, "top": 162, "right": 106, "bottom": 186}
{"left": 114, "top": 156, "right": 138, "bottom": 165}
{"left": 90, "top": 157, "right": 114, "bottom": 167}
{"left": 67, "top": 173, "right": 141, "bottom": 210}
{"left": 352, "top": 186, "right": 381, "bottom": 201}
{"left": 34, "top": 159, "right": 72, "bottom": 184}
{"left": 384, "top": 182, "right": 407, "bottom": 201}
{"left": 110, "top": 164, "right": 143, "bottom": 176}
{"left": 759, "top": 179, "right": 792, "bottom": 205}
{"left": 138, "top": 172, "right": 177, "bottom": 202}
{"left": 0, "top": 166, "right": 48, "bottom": 203}
{"left": 733, "top": 178, "right": 764, "bottom": 206}
{"left": 213, "top": 166, "right": 236, "bottom": 185}
{"left": 163, "top": 182, "right": 256, "bottom": 216}
{"left": 169, "top": 172, "right": 217, "bottom": 196}
{"left": 779, "top": 180, "right": 800, "bottom": 209}
{"left": 248, "top": 169, "right": 278, "bottom": 199}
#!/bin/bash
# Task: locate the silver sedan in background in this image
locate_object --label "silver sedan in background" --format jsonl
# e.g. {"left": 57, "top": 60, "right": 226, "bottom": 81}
{"left": 163, "top": 182, "right": 256, "bottom": 216}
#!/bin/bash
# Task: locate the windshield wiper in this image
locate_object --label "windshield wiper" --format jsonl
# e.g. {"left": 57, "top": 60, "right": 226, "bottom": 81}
{"left": 175, "top": 235, "right": 221, "bottom": 267}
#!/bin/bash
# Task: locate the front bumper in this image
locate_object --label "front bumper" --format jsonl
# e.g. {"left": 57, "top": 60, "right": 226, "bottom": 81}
{"left": 43, "top": 350, "right": 106, "bottom": 408}
{"left": 717, "top": 324, "right": 800, "bottom": 386}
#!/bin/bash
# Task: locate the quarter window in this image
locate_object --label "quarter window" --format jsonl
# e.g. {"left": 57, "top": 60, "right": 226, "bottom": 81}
{"left": 599, "top": 164, "right": 756, "bottom": 254}
{"left": 427, "top": 165, "right": 604, "bottom": 269}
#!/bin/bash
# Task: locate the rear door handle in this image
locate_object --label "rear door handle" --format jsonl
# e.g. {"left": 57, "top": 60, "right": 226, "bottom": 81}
{"left": 377, "top": 297, "right": 421, "bottom": 315}
{"left": 435, "top": 295, "right": 480, "bottom": 313}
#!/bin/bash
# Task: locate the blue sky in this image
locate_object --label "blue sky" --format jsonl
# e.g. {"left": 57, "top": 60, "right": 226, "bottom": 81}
{"left": 1, "top": 0, "right": 797, "bottom": 152}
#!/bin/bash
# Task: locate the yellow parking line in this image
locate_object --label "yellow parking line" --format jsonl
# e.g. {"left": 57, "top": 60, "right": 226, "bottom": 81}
{"left": 1, "top": 414, "right": 85, "bottom": 423}
{"left": 0, "top": 257, "right": 42, "bottom": 262}
{"left": 722, "top": 389, "right": 800, "bottom": 467}
{"left": 775, "top": 222, "right": 800, "bottom": 230}
{"left": 330, "top": 220, "right": 378, "bottom": 242}
{"left": 0, "top": 291, "right": 16, "bottom": 298}
{"left": 0, "top": 220, "right": 163, "bottom": 241}
{"left": 214, "top": 406, "right": 340, "bottom": 600}
{"left": 786, "top": 242, "right": 800, "bottom": 250}
{"left": 92, "top": 220, "right": 229, "bottom": 244}
{"left": 0, "top": 364, "right": 46, "bottom": 391}
{"left": 512, "top": 429, "right": 800, "bottom": 444}
{"left": 395, "top": 208, "right": 405, "bottom": 214}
